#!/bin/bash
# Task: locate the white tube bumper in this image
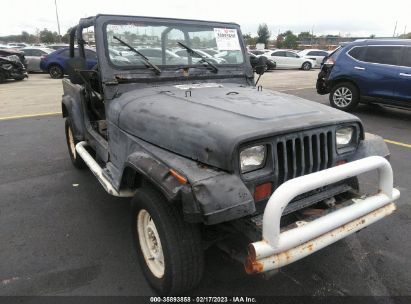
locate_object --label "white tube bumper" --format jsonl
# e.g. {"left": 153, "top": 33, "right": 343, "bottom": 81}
{"left": 245, "top": 156, "right": 400, "bottom": 274}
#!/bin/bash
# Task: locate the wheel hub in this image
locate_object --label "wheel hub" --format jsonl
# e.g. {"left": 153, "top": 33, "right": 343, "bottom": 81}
{"left": 333, "top": 87, "right": 353, "bottom": 107}
{"left": 137, "top": 209, "right": 165, "bottom": 278}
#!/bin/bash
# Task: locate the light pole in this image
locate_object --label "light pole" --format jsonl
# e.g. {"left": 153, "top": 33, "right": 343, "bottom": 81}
{"left": 54, "top": 0, "right": 61, "bottom": 42}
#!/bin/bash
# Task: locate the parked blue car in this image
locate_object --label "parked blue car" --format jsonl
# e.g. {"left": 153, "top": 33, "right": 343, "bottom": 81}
{"left": 40, "top": 47, "right": 97, "bottom": 79}
{"left": 317, "top": 39, "right": 411, "bottom": 111}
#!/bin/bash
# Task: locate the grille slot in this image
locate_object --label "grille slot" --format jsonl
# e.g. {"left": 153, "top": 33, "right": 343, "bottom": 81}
{"left": 274, "top": 131, "right": 334, "bottom": 188}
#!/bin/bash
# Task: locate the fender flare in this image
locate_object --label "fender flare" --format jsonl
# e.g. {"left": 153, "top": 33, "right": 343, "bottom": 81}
{"left": 122, "top": 152, "right": 186, "bottom": 202}
{"left": 349, "top": 132, "right": 390, "bottom": 161}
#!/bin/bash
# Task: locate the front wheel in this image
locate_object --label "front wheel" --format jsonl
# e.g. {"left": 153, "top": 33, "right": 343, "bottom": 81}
{"left": 329, "top": 82, "right": 359, "bottom": 111}
{"left": 49, "top": 64, "right": 64, "bottom": 79}
{"left": 301, "top": 62, "right": 312, "bottom": 70}
{"left": 131, "top": 186, "right": 204, "bottom": 295}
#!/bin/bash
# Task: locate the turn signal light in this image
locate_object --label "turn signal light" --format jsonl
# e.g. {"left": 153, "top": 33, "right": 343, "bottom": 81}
{"left": 254, "top": 183, "right": 272, "bottom": 201}
{"left": 169, "top": 169, "right": 187, "bottom": 184}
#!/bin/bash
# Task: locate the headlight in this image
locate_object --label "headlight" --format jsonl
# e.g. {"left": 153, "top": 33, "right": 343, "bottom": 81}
{"left": 336, "top": 127, "right": 354, "bottom": 147}
{"left": 240, "top": 145, "right": 266, "bottom": 173}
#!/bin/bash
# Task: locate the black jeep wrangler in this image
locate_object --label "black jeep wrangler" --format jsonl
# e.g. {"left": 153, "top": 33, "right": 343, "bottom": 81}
{"left": 62, "top": 15, "right": 400, "bottom": 295}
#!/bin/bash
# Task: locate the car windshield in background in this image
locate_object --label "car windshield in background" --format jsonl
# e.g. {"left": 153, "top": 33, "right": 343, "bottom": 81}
{"left": 105, "top": 22, "right": 244, "bottom": 68}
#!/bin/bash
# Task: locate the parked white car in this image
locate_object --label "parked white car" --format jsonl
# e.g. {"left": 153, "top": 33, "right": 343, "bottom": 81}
{"left": 262, "top": 50, "right": 316, "bottom": 70}
{"left": 174, "top": 49, "right": 227, "bottom": 64}
{"left": 7, "top": 42, "right": 27, "bottom": 49}
{"left": 249, "top": 49, "right": 273, "bottom": 56}
{"left": 298, "top": 49, "right": 330, "bottom": 67}
{"left": 21, "top": 47, "right": 54, "bottom": 72}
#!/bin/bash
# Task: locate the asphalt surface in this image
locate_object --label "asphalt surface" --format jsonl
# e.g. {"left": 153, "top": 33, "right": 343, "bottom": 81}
{"left": 0, "top": 72, "right": 410, "bottom": 297}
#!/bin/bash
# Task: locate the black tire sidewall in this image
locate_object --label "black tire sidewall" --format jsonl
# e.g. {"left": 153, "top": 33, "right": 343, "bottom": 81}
{"left": 0, "top": 71, "right": 6, "bottom": 83}
{"left": 131, "top": 187, "right": 203, "bottom": 295}
{"left": 131, "top": 191, "right": 171, "bottom": 294}
{"left": 302, "top": 62, "right": 311, "bottom": 70}
{"left": 64, "top": 119, "right": 85, "bottom": 169}
{"left": 329, "top": 82, "right": 359, "bottom": 111}
{"left": 49, "top": 64, "right": 63, "bottom": 79}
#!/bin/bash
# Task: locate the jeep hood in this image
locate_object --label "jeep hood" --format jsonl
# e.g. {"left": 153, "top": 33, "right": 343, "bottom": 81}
{"left": 109, "top": 83, "right": 360, "bottom": 171}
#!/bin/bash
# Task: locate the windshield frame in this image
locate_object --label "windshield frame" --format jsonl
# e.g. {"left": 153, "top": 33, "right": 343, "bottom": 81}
{"left": 101, "top": 16, "right": 247, "bottom": 72}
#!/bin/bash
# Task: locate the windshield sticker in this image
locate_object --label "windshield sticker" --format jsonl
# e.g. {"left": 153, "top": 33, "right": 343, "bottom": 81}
{"left": 174, "top": 83, "right": 223, "bottom": 90}
{"left": 214, "top": 28, "right": 241, "bottom": 51}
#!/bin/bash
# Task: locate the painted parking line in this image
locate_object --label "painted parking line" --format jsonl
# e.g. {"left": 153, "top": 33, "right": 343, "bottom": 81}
{"left": 279, "top": 87, "right": 315, "bottom": 92}
{"left": 0, "top": 112, "right": 61, "bottom": 121}
{"left": 384, "top": 139, "right": 411, "bottom": 149}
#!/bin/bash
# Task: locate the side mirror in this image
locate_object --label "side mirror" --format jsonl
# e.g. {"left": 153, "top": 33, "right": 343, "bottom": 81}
{"left": 66, "top": 57, "right": 86, "bottom": 84}
{"left": 255, "top": 56, "right": 267, "bottom": 75}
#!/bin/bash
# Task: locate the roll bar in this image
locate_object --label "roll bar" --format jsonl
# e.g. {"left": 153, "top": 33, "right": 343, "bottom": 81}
{"left": 69, "top": 16, "right": 95, "bottom": 58}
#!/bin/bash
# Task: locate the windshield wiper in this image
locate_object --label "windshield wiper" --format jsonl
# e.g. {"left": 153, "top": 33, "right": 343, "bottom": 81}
{"left": 177, "top": 42, "right": 218, "bottom": 73}
{"left": 113, "top": 36, "right": 161, "bottom": 75}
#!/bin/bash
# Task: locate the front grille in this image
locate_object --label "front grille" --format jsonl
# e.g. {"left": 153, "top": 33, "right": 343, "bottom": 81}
{"left": 273, "top": 130, "right": 334, "bottom": 188}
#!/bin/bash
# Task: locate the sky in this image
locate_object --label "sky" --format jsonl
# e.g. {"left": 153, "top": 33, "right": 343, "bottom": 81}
{"left": 1, "top": 0, "right": 410, "bottom": 38}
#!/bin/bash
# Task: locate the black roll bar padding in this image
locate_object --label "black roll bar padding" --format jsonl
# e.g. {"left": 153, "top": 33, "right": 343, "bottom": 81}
{"left": 69, "top": 16, "right": 96, "bottom": 59}
{"left": 69, "top": 26, "right": 77, "bottom": 58}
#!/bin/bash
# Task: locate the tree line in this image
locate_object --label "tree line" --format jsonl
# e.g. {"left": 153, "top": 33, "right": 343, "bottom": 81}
{"left": 2, "top": 25, "right": 411, "bottom": 47}
{"left": 243, "top": 23, "right": 411, "bottom": 49}
{"left": 242, "top": 24, "right": 315, "bottom": 49}
{"left": 0, "top": 28, "right": 72, "bottom": 44}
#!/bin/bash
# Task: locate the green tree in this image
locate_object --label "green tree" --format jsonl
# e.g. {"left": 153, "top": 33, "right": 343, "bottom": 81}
{"left": 21, "top": 31, "right": 30, "bottom": 43}
{"left": 283, "top": 31, "right": 298, "bottom": 49}
{"left": 276, "top": 35, "right": 284, "bottom": 48}
{"left": 61, "top": 27, "right": 73, "bottom": 43}
{"left": 298, "top": 31, "right": 315, "bottom": 40}
{"left": 257, "top": 23, "right": 271, "bottom": 47}
{"left": 399, "top": 32, "right": 411, "bottom": 39}
{"left": 243, "top": 33, "right": 257, "bottom": 46}
{"left": 39, "top": 28, "right": 56, "bottom": 43}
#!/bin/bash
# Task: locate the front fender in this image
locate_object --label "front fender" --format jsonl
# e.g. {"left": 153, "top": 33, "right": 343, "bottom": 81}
{"left": 124, "top": 151, "right": 186, "bottom": 202}
{"left": 123, "top": 139, "right": 255, "bottom": 225}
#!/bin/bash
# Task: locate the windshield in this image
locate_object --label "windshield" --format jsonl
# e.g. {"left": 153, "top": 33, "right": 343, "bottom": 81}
{"left": 105, "top": 22, "right": 244, "bottom": 67}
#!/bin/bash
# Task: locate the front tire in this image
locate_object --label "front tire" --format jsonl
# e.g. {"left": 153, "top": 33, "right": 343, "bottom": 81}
{"left": 0, "top": 71, "right": 5, "bottom": 83}
{"left": 64, "top": 119, "right": 85, "bottom": 169}
{"left": 301, "top": 61, "right": 312, "bottom": 70}
{"left": 131, "top": 186, "right": 204, "bottom": 295}
{"left": 329, "top": 82, "right": 359, "bottom": 111}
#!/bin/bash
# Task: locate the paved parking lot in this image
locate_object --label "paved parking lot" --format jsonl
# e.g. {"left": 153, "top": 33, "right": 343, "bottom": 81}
{"left": 0, "top": 71, "right": 410, "bottom": 297}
